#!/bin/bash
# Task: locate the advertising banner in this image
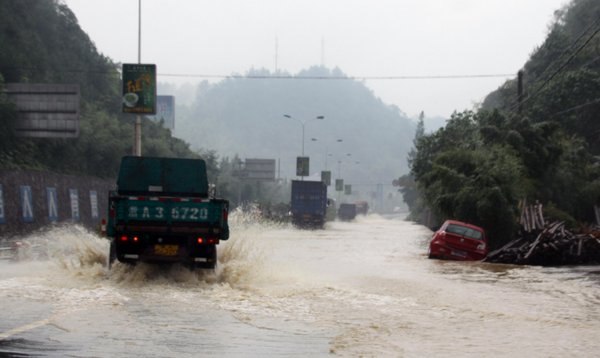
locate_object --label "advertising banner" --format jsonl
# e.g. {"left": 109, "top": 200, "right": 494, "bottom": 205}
{"left": 335, "top": 179, "right": 344, "bottom": 192}
{"left": 296, "top": 156, "right": 309, "bottom": 177}
{"left": 122, "top": 64, "right": 157, "bottom": 114}
{"left": 69, "top": 189, "right": 80, "bottom": 221}
{"left": 46, "top": 187, "right": 58, "bottom": 222}
{"left": 90, "top": 190, "right": 99, "bottom": 219}
{"left": 20, "top": 186, "right": 34, "bottom": 222}
{"left": 344, "top": 184, "right": 352, "bottom": 195}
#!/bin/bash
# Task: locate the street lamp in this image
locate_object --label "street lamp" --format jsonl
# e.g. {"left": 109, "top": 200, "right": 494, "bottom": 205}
{"left": 310, "top": 137, "right": 343, "bottom": 169}
{"left": 283, "top": 114, "right": 324, "bottom": 156}
{"left": 336, "top": 153, "right": 352, "bottom": 179}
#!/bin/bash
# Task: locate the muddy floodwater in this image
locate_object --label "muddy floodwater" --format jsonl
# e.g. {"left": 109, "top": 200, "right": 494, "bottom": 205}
{"left": 1, "top": 213, "right": 600, "bottom": 357}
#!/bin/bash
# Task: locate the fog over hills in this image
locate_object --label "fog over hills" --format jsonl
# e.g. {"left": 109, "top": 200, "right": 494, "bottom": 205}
{"left": 166, "top": 66, "right": 416, "bottom": 187}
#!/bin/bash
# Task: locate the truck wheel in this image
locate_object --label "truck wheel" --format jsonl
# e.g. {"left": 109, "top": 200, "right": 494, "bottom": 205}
{"left": 194, "top": 245, "right": 217, "bottom": 270}
{"left": 108, "top": 240, "right": 116, "bottom": 269}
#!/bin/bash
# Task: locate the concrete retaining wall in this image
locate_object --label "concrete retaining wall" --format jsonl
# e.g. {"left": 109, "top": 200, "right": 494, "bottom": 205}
{"left": 0, "top": 169, "right": 114, "bottom": 237}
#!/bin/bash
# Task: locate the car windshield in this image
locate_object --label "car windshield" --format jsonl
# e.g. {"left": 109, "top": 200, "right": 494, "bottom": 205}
{"left": 445, "top": 224, "right": 483, "bottom": 240}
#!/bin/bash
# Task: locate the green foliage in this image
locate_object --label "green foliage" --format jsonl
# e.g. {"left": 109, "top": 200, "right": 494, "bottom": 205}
{"left": 0, "top": 0, "right": 201, "bottom": 179}
{"left": 453, "top": 0, "right": 600, "bottom": 240}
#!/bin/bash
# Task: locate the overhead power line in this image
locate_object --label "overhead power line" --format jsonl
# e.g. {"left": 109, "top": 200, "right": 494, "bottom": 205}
{"left": 1, "top": 66, "right": 513, "bottom": 81}
{"left": 550, "top": 97, "right": 600, "bottom": 117}
{"left": 508, "top": 16, "right": 600, "bottom": 114}
{"left": 157, "top": 73, "right": 515, "bottom": 80}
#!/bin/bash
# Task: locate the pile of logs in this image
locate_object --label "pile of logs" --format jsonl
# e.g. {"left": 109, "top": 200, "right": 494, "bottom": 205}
{"left": 485, "top": 221, "right": 600, "bottom": 265}
{"left": 519, "top": 199, "right": 545, "bottom": 233}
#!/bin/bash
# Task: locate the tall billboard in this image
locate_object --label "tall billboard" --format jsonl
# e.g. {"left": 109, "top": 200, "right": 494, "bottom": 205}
{"left": 296, "top": 157, "right": 309, "bottom": 177}
{"left": 244, "top": 159, "right": 276, "bottom": 181}
{"left": 344, "top": 184, "right": 352, "bottom": 195}
{"left": 5, "top": 83, "right": 80, "bottom": 138}
{"left": 335, "top": 179, "right": 344, "bottom": 191}
{"left": 122, "top": 64, "right": 157, "bottom": 114}
{"left": 149, "top": 95, "right": 175, "bottom": 129}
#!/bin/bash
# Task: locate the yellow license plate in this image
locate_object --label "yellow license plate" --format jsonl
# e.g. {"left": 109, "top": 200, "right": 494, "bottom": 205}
{"left": 154, "top": 244, "right": 179, "bottom": 256}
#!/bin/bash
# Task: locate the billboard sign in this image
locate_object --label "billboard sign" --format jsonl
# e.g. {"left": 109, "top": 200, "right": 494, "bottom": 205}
{"left": 122, "top": 64, "right": 157, "bottom": 114}
{"left": 335, "top": 179, "right": 344, "bottom": 192}
{"left": 344, "top": 184, "right": 352, "bottom": 195}
{"left": 149, "top": 95, "right": 175, "bottom": 129}
{"left": 244, "top": 159, "right": 276, "bottom": 181}
{"left": 5, "top": 83, "right": 80, "bottom": 138}
{"left": 296, "top": 156, "right": 309, "bottom": 177}
{"left": 321, "top": 171, "right": 331, "bottom": 186}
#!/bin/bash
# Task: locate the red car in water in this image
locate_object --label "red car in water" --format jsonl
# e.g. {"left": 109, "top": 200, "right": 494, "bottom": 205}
{"left": 428, "top": 220, "right": 488, "bottom": 261}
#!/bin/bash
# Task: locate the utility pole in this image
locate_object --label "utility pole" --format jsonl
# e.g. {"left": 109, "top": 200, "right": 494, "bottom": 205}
{"left": 517, "top": 70, "right": 524, "bottom": 115}
{"left": 134, "top": 0, "right": 142, "bottom": 156}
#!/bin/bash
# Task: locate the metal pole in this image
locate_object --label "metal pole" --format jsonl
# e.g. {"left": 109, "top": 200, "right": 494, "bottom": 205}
{"left": 517, "top": 70, "right": 524, "bottom": 115}
{"left": 301, "top": 123, "right": 305, "bottom": 156}
{"left": 134, "top": 0, "right": 142, "bottom": 156}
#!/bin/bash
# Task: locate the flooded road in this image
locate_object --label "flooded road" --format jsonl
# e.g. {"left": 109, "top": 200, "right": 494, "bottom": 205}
{"left": 1, "top": 214, "right": 600, "bottom": 357}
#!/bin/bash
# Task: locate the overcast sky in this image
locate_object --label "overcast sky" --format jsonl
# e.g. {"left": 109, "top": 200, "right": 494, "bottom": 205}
{"left": 63, "top": 0, "right": 567, "bottom": 118}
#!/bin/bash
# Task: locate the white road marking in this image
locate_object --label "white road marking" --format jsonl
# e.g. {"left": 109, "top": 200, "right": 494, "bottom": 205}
{"left": 0, "top": 318, "right": 51, "bottom": 340}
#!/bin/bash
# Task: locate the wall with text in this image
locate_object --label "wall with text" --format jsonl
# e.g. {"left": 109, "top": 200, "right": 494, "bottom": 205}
{"left": 0, "top": 170, "right": 114, "bottom": 237}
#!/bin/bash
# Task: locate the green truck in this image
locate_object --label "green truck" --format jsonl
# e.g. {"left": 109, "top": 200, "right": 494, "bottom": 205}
{"left": 106, "top": 156, "right": 229, "bottom": 269}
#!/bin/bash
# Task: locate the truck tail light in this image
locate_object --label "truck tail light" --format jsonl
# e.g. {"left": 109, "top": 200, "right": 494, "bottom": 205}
{"left": 223, "top": 209, "right": 228, "bottom": 221}
{"left": 133, "top": 236, "right": 139, "bottom": 242}
{"left": 120, "top": 235, "right": 128, "bottom": 242}
{"left": 100, "top": 219, "right": 107, "bottom": 235}
{"left": 197, "top": 237, "right": 219, "bottom": 245}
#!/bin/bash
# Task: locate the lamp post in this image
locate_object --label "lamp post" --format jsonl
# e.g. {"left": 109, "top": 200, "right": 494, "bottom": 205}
{"left": 133, "top": 0, "right": 142, "bottom": 156}
{"left": 310, "top": 137, "right": 343, "bottom": 170}
{"left": 336, "top": 153, "right": 352, "bottom": 179}
{"left": 283, "top": 114, "right": 324, "bottom": 156}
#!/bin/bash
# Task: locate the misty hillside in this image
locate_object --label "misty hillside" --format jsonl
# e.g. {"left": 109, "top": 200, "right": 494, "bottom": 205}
{"left": 482, "top": 0, "right": 600, "bottom": 154}
{"left": 173, "top": 66, "right": 415, "bottom": 185}
{"left": 0, "top": 0, "right": 201, "bottom": 176}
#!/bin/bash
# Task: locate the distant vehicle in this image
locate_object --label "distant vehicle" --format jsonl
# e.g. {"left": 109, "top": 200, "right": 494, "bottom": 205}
{"left": 290, "top": 180, "right": 327, "bottom": 229}
{"left": 105, "top": 156, "right": 229, "bottom": 269}
{"left": 338, "top": 203, "right": 357, "bottom": 221}
{"left": 428, "top": 220, "right": 487, "bottom": 261}
{"left": 355, "top": 201, "right": 369, "bottom": 215}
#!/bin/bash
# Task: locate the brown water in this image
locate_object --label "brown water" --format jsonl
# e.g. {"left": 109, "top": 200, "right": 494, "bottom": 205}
{"left": 1, "top": 213, "right": 599, "bottom": 357}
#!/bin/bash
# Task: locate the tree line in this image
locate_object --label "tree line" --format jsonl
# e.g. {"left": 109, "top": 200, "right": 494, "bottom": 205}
{"left": 401, "top": 0, "right": 600, "bottom": 249}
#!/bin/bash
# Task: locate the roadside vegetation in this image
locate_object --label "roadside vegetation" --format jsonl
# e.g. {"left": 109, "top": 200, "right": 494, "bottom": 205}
{"left": 401, "top": 0, "right": 600, "bottom": 248}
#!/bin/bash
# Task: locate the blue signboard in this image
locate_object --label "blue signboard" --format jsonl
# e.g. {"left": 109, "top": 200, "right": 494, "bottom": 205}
{"left": 47, "top": 187, "right": 59, "bottom": 222}
{"left": 69, "top": 189, "right": 80, "bottom": 221}
{"left": 0, "top": 184, "right": 5, "bottom": 224}
{"left": 20, "top": 185, "right": 34, "bottom": 222}
{"left": 89, "top": 190, "right": 99, "bottom": 219}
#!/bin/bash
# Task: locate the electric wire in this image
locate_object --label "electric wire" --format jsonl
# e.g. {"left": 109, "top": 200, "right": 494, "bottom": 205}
{"left": 507, "top": 16, "right": 600, "bottom": 115}
{"left": 2, "top": 66, "right": 514, "bottom": 81}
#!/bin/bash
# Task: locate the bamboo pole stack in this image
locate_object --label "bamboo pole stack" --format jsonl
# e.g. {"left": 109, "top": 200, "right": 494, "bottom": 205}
{"left": 485, "top": 200, "right": 600, "bottom": 265}
{"left": 486, "top": 221, "right": 600, "bottom": 265}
